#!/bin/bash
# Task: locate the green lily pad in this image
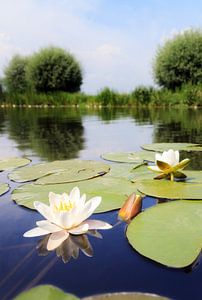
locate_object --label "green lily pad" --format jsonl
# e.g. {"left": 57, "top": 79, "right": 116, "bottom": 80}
{"left": 9, "top": 160, "right": 110, "bottom": 183}
{"left": 0, "top": 183, "right": 9, "bottom": 196}
{"left": 0, "top": 157, "right": 30, "bottom": 171}
{"left": 104, "top": 163, "right": 143, "bottom": 180}
{"left": 83, "top": 292, "right": 168, "bottom": 299}
{"left": 101, "top": 151, "right": 154, "bottom": 163}
{"left": 137, "top": 180, "right": 202, "bottom": 199}
{"left": 141, "top": 143, "right": 202, "bottom": 152}
{"left": 15, "top": 284, "right": 79, "bottom": 300}
{"left": 12, "top": 177, "right": 137, "bottom": 213}
{"left": 127, "top": 200, "right": 202, "bottom": 268}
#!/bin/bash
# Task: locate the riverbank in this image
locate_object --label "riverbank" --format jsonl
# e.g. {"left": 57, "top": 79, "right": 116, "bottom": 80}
{"left": 0, "top": 84, "right": 202, "bottom": 107}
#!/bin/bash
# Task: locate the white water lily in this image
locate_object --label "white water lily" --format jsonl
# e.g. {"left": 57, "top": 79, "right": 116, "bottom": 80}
{"left": 148, "top": 149, "right": 190, "bottom": 181}
{"left": 24, "top": 187, "right": 112, "bottom": 250}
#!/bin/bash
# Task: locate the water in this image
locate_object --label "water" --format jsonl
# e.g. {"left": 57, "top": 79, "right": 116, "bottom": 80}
{"left": 0, "top": 107, "right": 201, "bottom": 299}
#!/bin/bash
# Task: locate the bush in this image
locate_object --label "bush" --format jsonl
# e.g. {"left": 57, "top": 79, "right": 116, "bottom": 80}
{"left": 153, "top": 29, "right": 202, "bottom": 90}
{"left": 131, "top": 86, "right": 154, "bottom": 104}
{"left": 28, "top": 47, "right": 83, "bottom": 92}
{"left": 97, "top": 87, "right": 117, "bottom": 106}
{"left": 4, "top": 55, "right": 29, "bottom": 93}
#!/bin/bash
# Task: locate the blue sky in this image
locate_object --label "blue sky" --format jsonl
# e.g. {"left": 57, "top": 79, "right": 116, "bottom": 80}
{"left": 0, "top": 0, "right": 202, "bottom": 93}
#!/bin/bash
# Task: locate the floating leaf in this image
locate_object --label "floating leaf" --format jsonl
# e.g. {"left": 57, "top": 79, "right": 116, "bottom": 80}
{"left": 0, "top": 183, "right": 9, "bottom": 196}
{"left": 104, "top": 163, "right": 140, "bottom": 180}
{"left": 9, "top": 160, "right": 110, "bottom": 183}
{"left": 15, "top": 284, "right": 79, "bottom": 300}
{"left": 101, "top": 151, "right": 154, "bottom": 163}
{"left": 83, "top": 292, "right": 168, "bottom": 299}
{"left": 141, "top": 143, "right": 202, "bottom": 152}
{"left": 127, "top": 200, "right": 202, "bottom": 268}
{"left": 12, "top": 177, "right": 137, "bottom": 213}
{"left": 0, "top": 157, "right": 30, "bottom": 171}
{"left": 137, "top": 180, "right": 202, "bottom": 199}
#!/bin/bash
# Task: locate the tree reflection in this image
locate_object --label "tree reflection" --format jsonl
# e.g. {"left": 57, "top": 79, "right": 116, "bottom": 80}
{"left": 5, "top": 108, "right": 84, "bottom": 160}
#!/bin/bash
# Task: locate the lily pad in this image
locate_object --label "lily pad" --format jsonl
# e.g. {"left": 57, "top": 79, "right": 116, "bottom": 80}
{"left": 0, "top": 183, "right": 9, "bottom": 196}
{"left": 83, "top": 292, "right": 168, "bottom": 299}
{"left": 137, "top": 180, "right": 202, "bottom": 199}
{"left": 104, "top": 163, "right": 143, "bottom": 180}
{"left": 101, "top": 151, "right": 155, "bottom": 163}
{"left": 9, "top": 160, "right": 110, "bottom": 183}
{"left": 141, "top": 143, "right": 202, "bottom": 152}
{"left": 12, "top": 177, "right": 137, "bottom": 213}
{"left": 0, "top": 157, "right": 30, "bottom": 171}
{"left": 15, "top": 284, "right": 79, "bottom": 300}
{"left": 127, "top": 200, "right": 202, "bottom": 268}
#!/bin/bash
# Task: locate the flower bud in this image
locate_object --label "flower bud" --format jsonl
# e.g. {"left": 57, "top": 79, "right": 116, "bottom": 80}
{"left": 118, "top": 193, "right": 142, "bottom": 222}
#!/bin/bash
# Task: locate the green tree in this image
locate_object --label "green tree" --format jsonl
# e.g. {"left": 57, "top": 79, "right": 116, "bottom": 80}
{"left": 28, "top": 47, "right": 83, "bottom": 92}
{"left": 4, "top": 55, "right": 29, "bottom": 93}
{"left": 153, "top": 29, "right": 202, "bottom": 90}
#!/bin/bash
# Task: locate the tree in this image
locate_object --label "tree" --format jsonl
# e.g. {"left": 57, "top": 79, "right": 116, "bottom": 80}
{"left": 153, "top": 29, "right": 202, "bottom": 90}
{"left": 4, "top": 55, "right": 29, "bottom": 93}
{"left": 28, "top": 47, "right": 83, "bottom": 92}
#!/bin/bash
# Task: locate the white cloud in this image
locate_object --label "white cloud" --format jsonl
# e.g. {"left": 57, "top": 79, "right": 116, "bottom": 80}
{"left": 0, "top": 0, "right": 157, "bottom": 93}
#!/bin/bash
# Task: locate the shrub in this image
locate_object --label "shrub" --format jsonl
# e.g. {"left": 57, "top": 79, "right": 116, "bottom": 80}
{"left": 97, "top": 87, "right": 117, "bottom": 106}
{"left": 4, "top": 55, "right": 29, "bottom": 93}
{"left": 131, "top": 86, "right": 153, "bottom": 104}
{"left": 153, "top": 29, "right": 202, "bottom": 90}
{"left": 28, "top": 47, "right": 83, "bottom": 93}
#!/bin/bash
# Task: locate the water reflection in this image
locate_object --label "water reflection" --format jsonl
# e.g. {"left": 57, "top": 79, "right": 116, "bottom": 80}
{"left": 2, "top": 108, "right": 84, "bottom": 160}
{"left": 37, "top": 230, "right": 102, "bottom": 263}
{"left": 0, "top": 107, "right": 201, "bottom": 163}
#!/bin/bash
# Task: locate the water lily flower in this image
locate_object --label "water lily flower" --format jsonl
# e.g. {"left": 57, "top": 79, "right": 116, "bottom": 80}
{"left": 148, "top": 149, "right": 190, "bottom": 181}
{"left": 118, "top": 193, "right": 143, "bottom": 222}
{"left": 24, "top": 187, "right": 112, "bottom": 251}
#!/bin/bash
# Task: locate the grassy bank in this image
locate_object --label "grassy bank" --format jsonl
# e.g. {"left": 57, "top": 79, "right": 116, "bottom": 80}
{"left": 0, "top": 85, "right": 202, "bottom": 107}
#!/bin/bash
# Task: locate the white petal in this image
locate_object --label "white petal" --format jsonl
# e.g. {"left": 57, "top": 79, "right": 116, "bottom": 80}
{"left": 47, "top": 230, "right": 69, "bottom": 250}
{"left": 23, "top": 227, "right": 49, "bottom": 237}
{"left": 69, "top": 186, "right": 80, "bottom": 204}
{"left": 34, "top": 201, "right": 55, "bottom": 223}
{"left": 83, "top": 219, "right": 112, "bottom": 230}
{"left": 148, "top": 165, "right": 161, "bottom": 172}
{"left": 58, "top": 211, "right": 74, "bottom": 229}
{"left": 155, "top": 153, "right": 162, "bottom": 162}
{"left": 162, "top": 150, "right": 169, "bottom": 163}
{"left": 36, "top": 220, "right": 62, "bottom": 233}
{"left": 77, "top": 196, "right": 102, "bottom": 224}
{"left": 68, "top": 223, "right": 89, "bottom": 235}
{"left": 175, "top": 150, "right": 180, "bottom": 164}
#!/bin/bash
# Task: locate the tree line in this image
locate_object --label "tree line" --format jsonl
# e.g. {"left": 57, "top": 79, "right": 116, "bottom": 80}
{"left": 1, "top": 29, "right": 202, "bottom": 105}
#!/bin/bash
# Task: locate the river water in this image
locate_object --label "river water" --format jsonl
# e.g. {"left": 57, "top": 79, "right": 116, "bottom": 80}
{"left": 0, "top": 107, "right": 201, "bottom": 299}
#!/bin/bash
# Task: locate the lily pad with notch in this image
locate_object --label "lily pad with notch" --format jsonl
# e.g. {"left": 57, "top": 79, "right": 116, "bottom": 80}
{"left": 12, "top": 177, "right": 138, "bottom": 213}
{"left": 9, "top": 160, "right": 110, "bottom": 183}
{"left": 0, "top": 157, "right": 30, "bottom": 171}
{"left": 127, "top": 200, "right": 202, "bottom": 268}
{"left": 141, "top": 143, "right": 202, "bottom": 152}
{"left": 101, "top": 151, "right": 155, "bottom": 163}
{"left": 137, "top": 180, "right": 202, "bottom": 200}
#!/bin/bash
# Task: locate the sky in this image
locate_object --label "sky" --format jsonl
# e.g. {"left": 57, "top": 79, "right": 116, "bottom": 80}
{"left": 0, "top": 0, "right": 202, "bottom": 94}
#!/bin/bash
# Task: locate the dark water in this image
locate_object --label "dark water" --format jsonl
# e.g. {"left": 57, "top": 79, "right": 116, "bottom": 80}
{"left": 0, "top": 107, "right": 202, "bottom": 300}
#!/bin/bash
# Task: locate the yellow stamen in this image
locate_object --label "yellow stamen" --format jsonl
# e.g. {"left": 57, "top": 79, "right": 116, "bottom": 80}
{"left": 54, "top": 200, "right": 74, "bottom": 212}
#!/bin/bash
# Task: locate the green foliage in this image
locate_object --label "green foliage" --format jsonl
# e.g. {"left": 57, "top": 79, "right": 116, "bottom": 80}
{"left": 97, "top": 87, "right": 117, "bottom": 105}
{"left": 27, "top": 47, "right": 83, "bottom": 93}
{"left": 153, "top": 29, "right": 202, "bottom": 90}
{"left": 4, "top": 55, "right": 29, "bottom": 93}
{"left": 131, "top": 86, "right": 154, "bottom": 104}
